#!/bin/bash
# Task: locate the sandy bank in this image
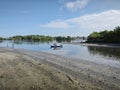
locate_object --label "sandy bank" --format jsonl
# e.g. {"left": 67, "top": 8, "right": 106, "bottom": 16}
{"left": 80, "top": 43, "right": 120, "bottom": 48}
{"left": 0, "top": 48, "right": 120, "bottom": 90}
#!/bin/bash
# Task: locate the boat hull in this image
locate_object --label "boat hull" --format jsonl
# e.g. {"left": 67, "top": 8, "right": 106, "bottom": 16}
{"left": 50, "top": 45, "right": 63, "bottom": 48}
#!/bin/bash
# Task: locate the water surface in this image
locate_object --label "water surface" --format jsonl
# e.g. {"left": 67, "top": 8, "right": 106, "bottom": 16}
{"left": 0, "top": 41, "right": 120, "bottom": 68}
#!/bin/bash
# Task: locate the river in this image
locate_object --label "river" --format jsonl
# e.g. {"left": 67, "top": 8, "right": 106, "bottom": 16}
{"left": 0, "top": 40, "right": 120, "bottom": 68}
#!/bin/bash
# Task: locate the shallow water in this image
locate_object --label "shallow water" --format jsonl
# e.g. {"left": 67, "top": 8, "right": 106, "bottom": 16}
{"left": 0, "top": 41, "right": 120, "bottom": 68}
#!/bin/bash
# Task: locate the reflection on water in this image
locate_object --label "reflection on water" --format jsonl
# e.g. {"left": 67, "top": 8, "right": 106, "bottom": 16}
{"left": 13, "top": 40, "right": 50, "bottom": 45}
{"left": 87, "top": 46, "right": 120, "bottom": 60}
{"left": 0, "top": 40, "right": 3, "bottom": 43}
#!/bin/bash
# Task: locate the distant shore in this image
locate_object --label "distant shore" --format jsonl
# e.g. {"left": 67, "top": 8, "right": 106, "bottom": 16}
{"left": 0, "top": 48, "right": 120, "bottom": 90}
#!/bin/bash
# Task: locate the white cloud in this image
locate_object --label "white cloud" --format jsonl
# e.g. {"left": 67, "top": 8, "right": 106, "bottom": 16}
{"left": 67, "top": 10, "right": 120, "bottom": 31}
{"left": 40, "top": 20, "right": 70, "bottom": 29}
{"left": 40, "top": 10, "right": 120, "bottom": 34}
{"left": 66, "top": 0, "right": 89, "bottom": 11}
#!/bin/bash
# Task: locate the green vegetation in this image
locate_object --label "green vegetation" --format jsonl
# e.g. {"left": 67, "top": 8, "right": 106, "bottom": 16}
{"left": 0, "top": 37, "right": 3, "bottom": 40}
{"left": 87, "top": 26, "right": 120, "bottom": 43}
{"left": 9, "top": 35, "right": 54, "bottom": 42}
{"left": 0, "top": 37, "right": 5, "bottom": 41}
{"left": 55, "top": 36, "right": 72, "bottom": 42}
{"left": 0, "top": 34, "right": 85, "bottom": 43}
{"left": 3, "top": 35, "right": 73, "bottom": 42}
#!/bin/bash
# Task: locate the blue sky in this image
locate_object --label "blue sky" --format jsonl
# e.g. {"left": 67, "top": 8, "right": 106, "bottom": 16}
{"left": 0, "top": 0, "right": 120, "bottom": 37}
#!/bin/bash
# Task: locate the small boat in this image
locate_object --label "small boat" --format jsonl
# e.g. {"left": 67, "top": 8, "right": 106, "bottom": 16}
{"left": 51, "top": 45, "right": 63, "bottom": 48}
{"left": 50, "top": 43, "right": 63, "bottom": 48}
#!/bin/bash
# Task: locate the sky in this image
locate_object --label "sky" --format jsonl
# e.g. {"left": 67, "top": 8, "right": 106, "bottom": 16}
{"left": 0, "top": 0, "right": 120, "bottom": 37}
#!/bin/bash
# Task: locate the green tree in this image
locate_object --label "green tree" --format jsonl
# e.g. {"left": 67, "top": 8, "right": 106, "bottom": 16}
{"left": 66, "top": 36, "right": 72, "bottom": 42}
{"left": 87, "top": 26, "right": 120, "bottom": 43}
{"left": 87, "top": 32, "right": 100, "bottom": 42}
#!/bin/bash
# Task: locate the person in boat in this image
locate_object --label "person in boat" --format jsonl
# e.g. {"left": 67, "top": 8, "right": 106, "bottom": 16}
{"left": 53, "top": 43, "right": 57, "bottom": 46}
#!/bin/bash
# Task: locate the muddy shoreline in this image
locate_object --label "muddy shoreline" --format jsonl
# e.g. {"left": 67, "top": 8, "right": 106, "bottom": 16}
{"left": 79, "top": 43, "right": 120, "bottom": 48}
{"left": 0, "top": 48, "right": 120, "bottom": 90}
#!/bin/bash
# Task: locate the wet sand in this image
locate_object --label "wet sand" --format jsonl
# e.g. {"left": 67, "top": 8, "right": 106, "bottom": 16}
{"left": 0, "top": 47, "right": 120, "bottom": 90}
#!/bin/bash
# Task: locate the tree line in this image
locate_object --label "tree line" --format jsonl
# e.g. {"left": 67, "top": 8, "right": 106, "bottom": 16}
{"left": 9, "top": 35, "right": 54, "bottom": 42}
{"left": 87, "top": 26, "right": 120, "bottom": 43}
{"left": 54, "top": 36, "right": 72, "bottom": 42}
{"left": 0, "top": 37, "right": 5, "bottom": 41}
{"left": 0, "top": 37, "right": 3, "bottom": 40}
{"left": 0, "top": 35, "right": 73, "bottom": 42}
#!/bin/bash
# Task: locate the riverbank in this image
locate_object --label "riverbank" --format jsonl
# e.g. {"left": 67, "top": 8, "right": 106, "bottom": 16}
{"left": 0, "top": 48, "right": 120, "bottom": 90}
{"left": 70, "top": 42, "right": 120, "bottom": 48}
